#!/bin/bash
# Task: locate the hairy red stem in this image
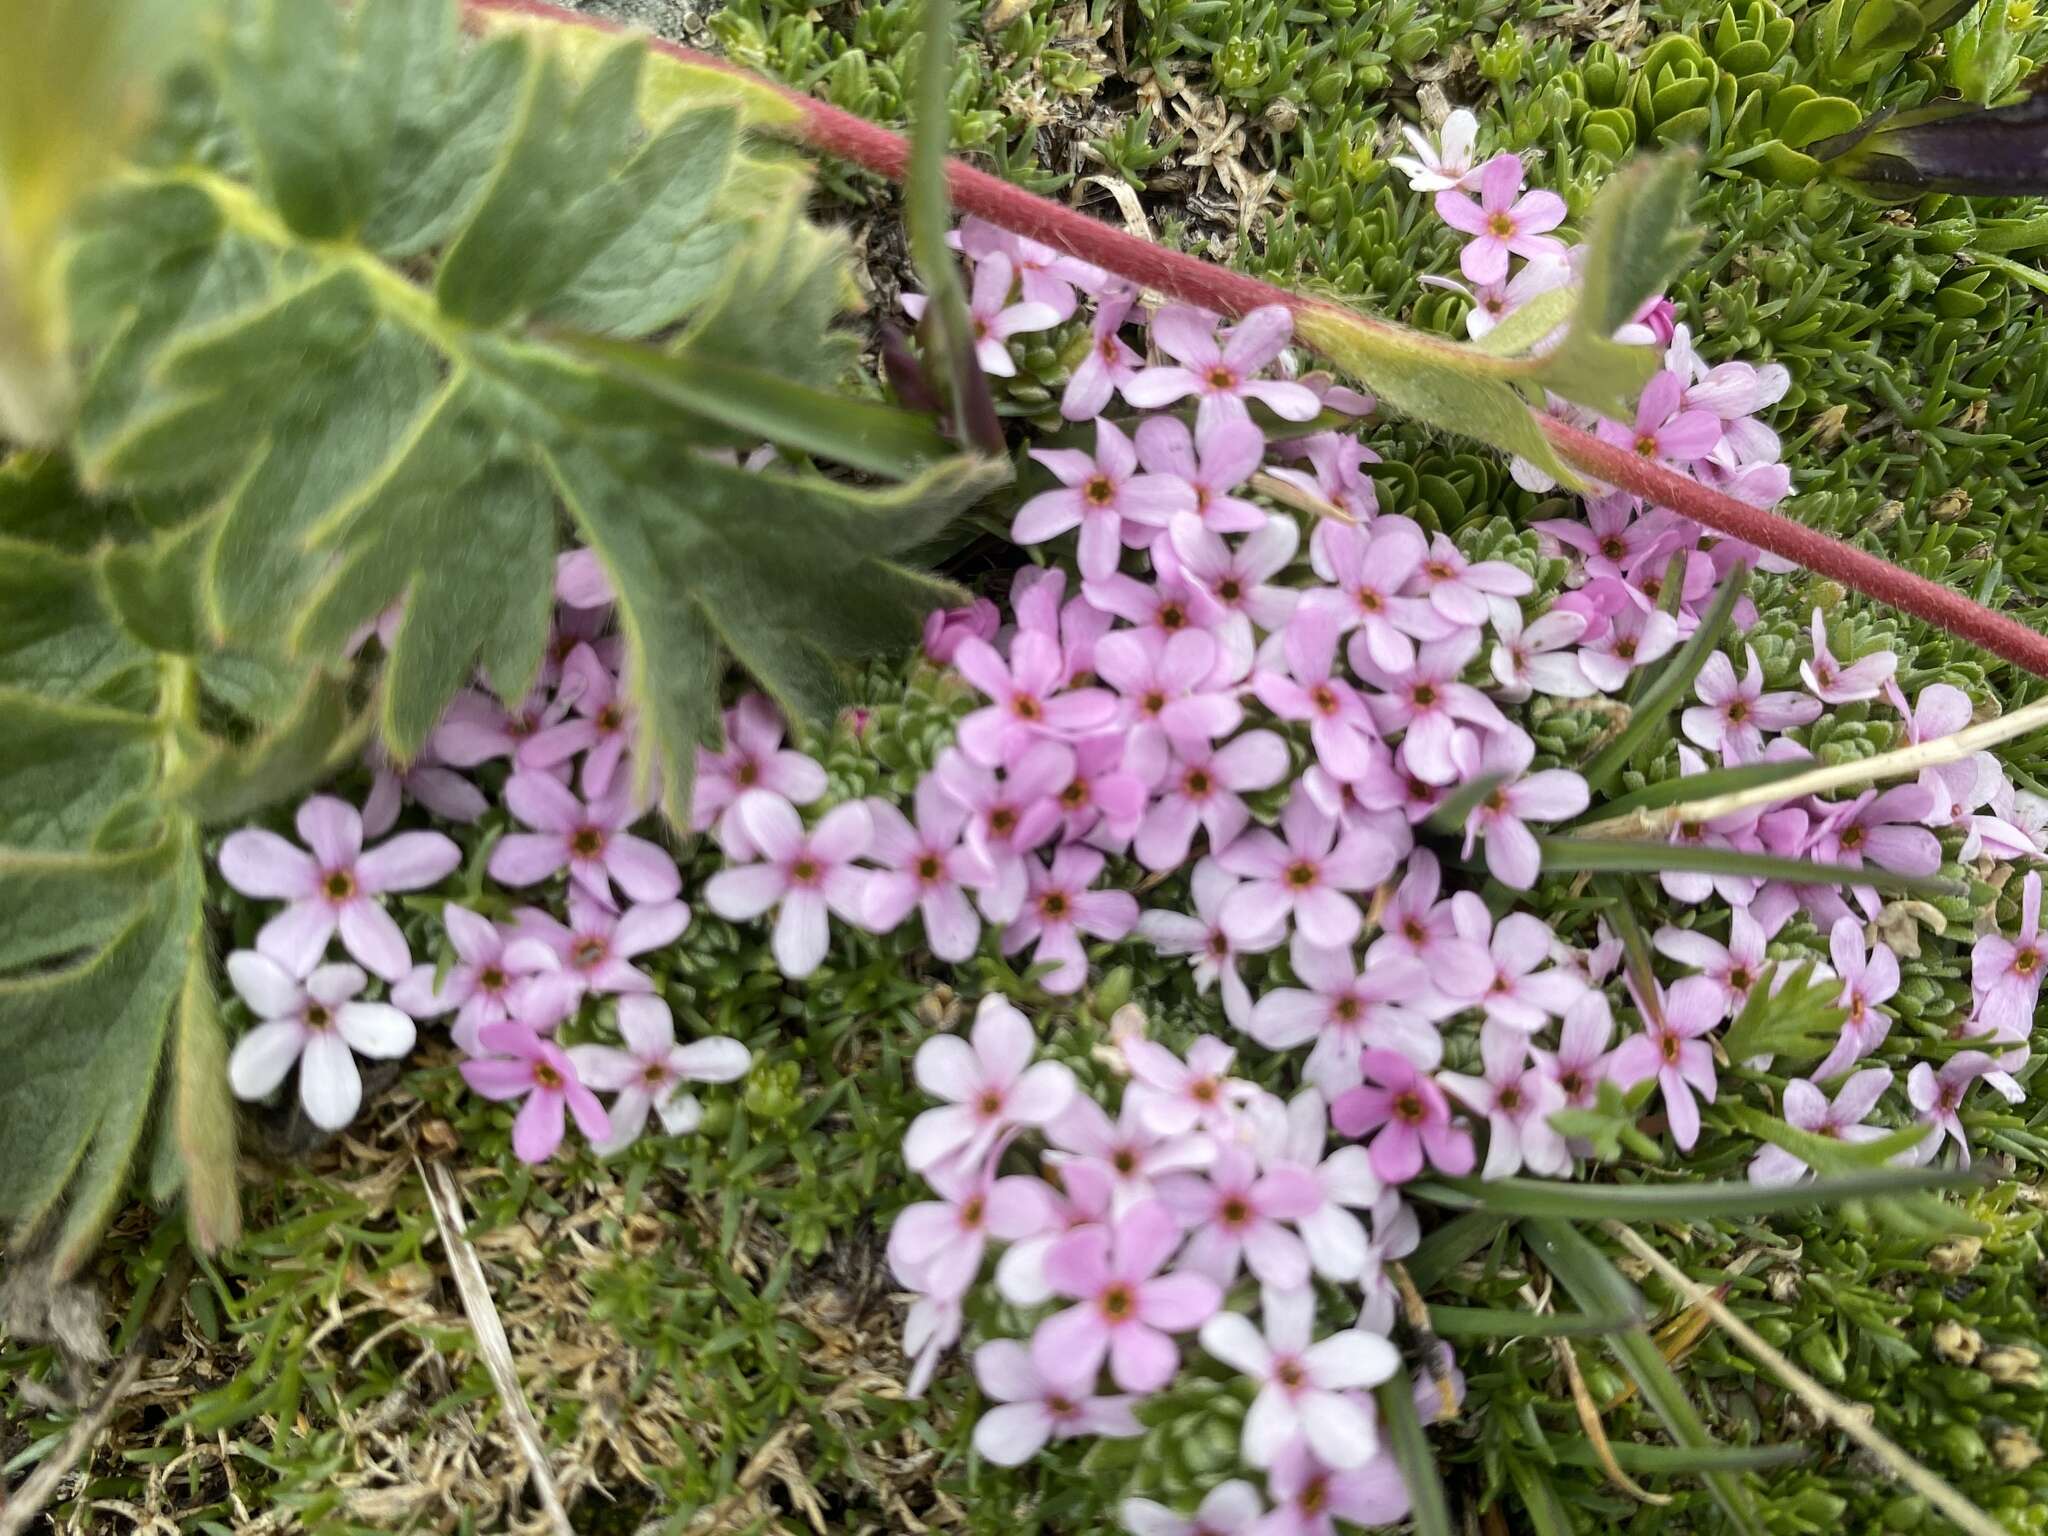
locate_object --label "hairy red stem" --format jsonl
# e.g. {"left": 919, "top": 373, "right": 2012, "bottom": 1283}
{"left": 467, "top": 0, "right": 2048, "bottom": 679}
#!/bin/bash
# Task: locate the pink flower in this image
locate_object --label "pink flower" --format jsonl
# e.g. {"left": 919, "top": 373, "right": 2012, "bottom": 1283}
{"left": 860, "top": 778, "right": 993, "bottom": 962}
{"left": 1607, "top": 977, "right": 1724, "bottom": 1151}
{"left": 490, "top": 773, "right": 682, "bottom": 909}
{"left": 554, "top": 546, "right": 613, "bottom": 609}
{"left": 1410, "top": 532, "right": 1534, "bottom": 628}
{"left": 1489, "top": 604, "right": 1592, "bottom": 701}
{"left": 890, "top": 1156, "right": 1056, "bottom": 1298}
{"left": 1438, "top": 1022, "right": 1569, "bottom": 1179}
{"left": 1972, "top": 871, "right": 2045, "bottom": 1039}
{"left": 510, "top": 888, "right": 689, "bottom": 1000}
{"left": 1596, "top": 371, "right": 1722, "bottom": 466}
{"left": 1461, "top": 728, "right": 1588, "bottom": 890}
{"left": 970, "top": 1339, "right": 1142, "bottom": 1466}
{"left": 520, "top": 643, "right": 638, "bottom": 798}
{"left": 1035, "top": 1199, "right": 1222, "bottom": 1392}
{"left": 1168, "top": 513, "right": 1301, "bottom": 656}
{"left": 903, "top": 1293, "right": 962, "bottom": 1399}
{"left": 1084, "top": 566, "right": 1232, "bottom": 655}
{"left": 1053, "top": 733, "right": 1151, "bottom": 852}
{"left": 1356, "top": 1193, "right": 1420, "bottom": 1335}
{"left": 1122, "top": 305, "right": 1322, "bottom": 433}
{"left": 1159, "top": 1142, "right": 1322, "bottom": 1288}
{"left": 362, "top": 740, "right": 485, "bottom": 838}
{"left": 1216, "top": 791, "right": 1399, "bottom": 949}
{"left": 1813, "top": 917, "right": 1899, "bottom": 1078}
{"left": 1434, "top": 153, "right": 1567, "bottom": 284}
{"left": 932, "top": 742, "right": 1072, "bottom": 923}
{"left": 461, "top": 1022, "right": 611, "bottom": 1163}
{"left": 1748, "top": 1068, "right": 1892, "bottom": 1185}
{"left": 1887, "top": 679, "right": 1974, "bottom": 745}
{"left": 1800, "top": 610, "right": 1896, "bottom": 704}
{"left": 904, "top": 253, "right": 1061, "bottom": 376}
{"left": 1003, "top": 845, "right": 1140, "bottom": 994}
{"left": 1132, "top": 413, "right": 1268, "bottom": 535}
{"left": 218, "top": 795, "right": 460, "bottom": 981}
{"left": 954, "top": 632, "right": 1120, "bottom": 767}
{"left": 1681, "top": 646, "right": 1822, "bottom": 763}
{"left": 1063, "top": 282, "right": 1145, "bottom": 419}
{"left": 1120, "top": 1481, "right": 1265, "bottom": 1536}
{"left": 705, "top": 792, "right": 871, "bottom": 978}
{"left": 225, "top": 952, "right": 415, "bottom": 1130}
{"left": 1535, "top": 992, "right": 1618, "bottom": 1111}
{"left": 1534, "top": 495, "right": 1672, "bottom": 589}
{"left": 1201, "top": 1286, "right": 1399, "bottom": 1469}
{"left": 392, "top": 903, "right": 580, "bottom": 1055}
{"left": 565, "top": 996, "right": 748, "bottom": 1153}
{"left": 1576, "top": 602, "right": 1680, "bottom": 693}
{"left": 1048, "top": 1093, "right": 1216, "bottom": 1217}
{"left": 1355, "top": 630, "right": 1510, "bottom": 786}
{"left": 1456, "top": 902, "right": 1587, "bottom": 1031}
{"left": 1251, "top": 937, "right": 1439, "bottom": 1094}
{"left": 904, "top": 995, "right": 1077, "bottom": 1174}
{"left": 1907, "top": 1051, "right": 2000, "bottom": 1166}
{"left": 958, "top": 217, "right": 1103, "bottom": 315}
{"left": 1303, "top": 517, "right": 1446, "bottom": 674}
{"left": 689, "top": 694, "right": 828, "bottom": 854}
{"left": 1131, "top": 729, "right": 1291, "bottom": 872}
{"left": 1331, "top": 1050, "right": 1475, "bottom": 1183}
{"left": 432, "top": 686, "right": 580, "bottom": 774}
{"left": 1653, "top": 908, "right": 1771, "bottom": 1019}
{"left": 1125, "top": 1034, "right": 1251, "bottom": 1138}
{"left": 1245, "top": 1088, "right": 1385, "bottom": 1282}
{"left": 1808, "top": 784, "right": 1942, "bottom": 882}
{"left": 1096, "top": 627, "right": 1243, "bottom": 755}
{"left": 1392, "top": 107, "right": 1481, "bottom": 193}
{"left": 922, "top": 596, "right": 1002, "bottom": 665}
{"left": 1255, "top": 606, "right": 1382, "bottom": 783}
{"left": 1137, "top": 858, "right": 1285, "bottom": 1030}
{"left": 1257, "top": 1440, "right": 1410, "bottom": 1536}
{"left": 1015, "top": 418, "right": 1195, "bottom": 579}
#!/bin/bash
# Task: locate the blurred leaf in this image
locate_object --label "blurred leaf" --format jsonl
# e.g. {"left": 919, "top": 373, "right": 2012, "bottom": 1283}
{"left": 1375, "top": 1376, "right": 1456, "bottom": 1536}
{"left": 1815, "top": 94, "right": 2048, "bottom": 197}
{"left": 1412, "top": 1167, "right": 1972, "bottom": 1218}
{"left": 1534, "top": 836, "right": 1965, "bottom": 898}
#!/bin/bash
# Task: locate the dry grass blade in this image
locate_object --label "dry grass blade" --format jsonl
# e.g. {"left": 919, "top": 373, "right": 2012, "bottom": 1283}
{"left": 416, "top": 1157, "right": 572, "bottom": 1536}
{"left": 0, "top": 1347, "right": 148, "bottom": 1536}
{"left": 1552, "top": 1336, "right": 1671, "bottom": 1505}
{"left": 1575, "top": 694, "right": 2048, "bottom": 840}
{"left": 1602, "top": 1220, "right": 2009, "bottom": 1536}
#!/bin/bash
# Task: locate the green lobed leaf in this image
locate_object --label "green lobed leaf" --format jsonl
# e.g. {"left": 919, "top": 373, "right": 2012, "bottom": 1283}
{"left": 1717, "top": 960, "right": 1850, "bottom": 1065}
{"left": 1530, "top": 153, "right": 1699, "bottom": 419}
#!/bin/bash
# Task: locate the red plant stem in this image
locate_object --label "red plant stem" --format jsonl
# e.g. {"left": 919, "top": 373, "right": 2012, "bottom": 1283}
{"left": 467, "top": 0, "right": 2048, "bottom": 679}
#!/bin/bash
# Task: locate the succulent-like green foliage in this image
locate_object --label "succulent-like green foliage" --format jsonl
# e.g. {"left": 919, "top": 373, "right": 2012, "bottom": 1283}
{"left": 0, "top": 0, "right": 1003, "bottom": 1271}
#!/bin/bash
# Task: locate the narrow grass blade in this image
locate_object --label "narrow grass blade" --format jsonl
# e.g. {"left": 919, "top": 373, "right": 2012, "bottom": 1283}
{"left": 1374, "top": 1377, "right": 1455, "bottom": 1536}
{"left": 1549, "top": 1438, "right": 1807, "bottom": 1475}
{"left": 1407, "top": 1167, "right": 1974, "bottom": 1219}
{"left": 1428, "top": 1304, "right": 1640, "bottom": 1340}
{"left": 1535, "top": 836, "right": 1965, "bottom": 900}
{"left": 1579, "top": 566, "right": 1745, "bottom": 796}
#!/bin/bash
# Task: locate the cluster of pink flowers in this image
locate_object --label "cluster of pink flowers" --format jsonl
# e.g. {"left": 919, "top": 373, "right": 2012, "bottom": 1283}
{"left": 205, "top": 100, "right": 2048, "bottom": 1525}
{"left": 217, "top": 566, "right": 752, "bottom": 1159}
{"left": 890, "top": 997, "right": 1440, "bottom": 1530}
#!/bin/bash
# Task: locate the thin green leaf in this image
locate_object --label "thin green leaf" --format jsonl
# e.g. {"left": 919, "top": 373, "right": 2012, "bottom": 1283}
{"left": 1504, "top": 1456, "right": 1579, "bottom": 1536}
{"left": 1429, "top": 1304, "right": 1641, "bottom": 1340}
{"left": 1579, "top": 565, "right": 1746, "bottom": 796}
{"left": 1534, "top": 835, "right": 1966, "bottom": 899}
{"left": 1411, "top": 1167, "right": 1974, "bottom": 1219}
{"left": 1548, "top": 1436, "right": 1807, "bottom": 1475}
{"left": 1374, "top": 1377, "right": 1456, "bottom": 1536}
{"left": 1425, "top": 772, "right": 1506, "bottom": 837}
